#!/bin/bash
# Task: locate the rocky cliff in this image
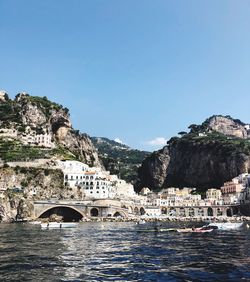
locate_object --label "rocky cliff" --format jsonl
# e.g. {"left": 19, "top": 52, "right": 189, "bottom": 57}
{"left": 0, "top": 166, "right": 64, "bottom": 222}
{"left": 136, "top": 115, "right": 250, "bottom": 192}
{"left": 137, "top": 146, "right": 170, "bottom": 190}
{"left": 0, "top": 91, "right": 103, "bottom": 222}
{"left": 201, "top": 115, "right": 249, "bottom": 139}
{"left": 0, "top": 92, "right": 101, "bottom": 167}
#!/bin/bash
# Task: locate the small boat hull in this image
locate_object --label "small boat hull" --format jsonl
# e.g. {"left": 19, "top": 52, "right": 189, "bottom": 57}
{"left": 41, "top": 222, "right": 78, "bottom": 229}
{"left": 177, "top": 228, "right": 213, "bottom": 233}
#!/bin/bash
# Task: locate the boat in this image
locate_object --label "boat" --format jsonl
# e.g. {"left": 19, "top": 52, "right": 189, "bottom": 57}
{"left": 136, "top": 228, "right": 176, "bottom": 232}
{"left": 136, "top": 220, "right": 146, "bottom": 225}
{"left": 41, "top": 222, "right": 78, "bottom": 229}
{"left": 207, "top": 222, "right": 244, "bottom": 230}
{"left": 177, "top": 227, "right": 213, "bottom": 233}
{"left": 29, "top": 221, "right": 42, "bottom": 225}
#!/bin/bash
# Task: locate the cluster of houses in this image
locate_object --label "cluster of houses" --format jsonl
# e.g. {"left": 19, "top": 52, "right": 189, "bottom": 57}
{"left": 1, "top": 157, "right": 250, "bottom": 217}
{"left": 140, "top": 173, "right": 250, "bottom": 208}
{"left": 56, "top": 160, "right": 250, "bottom": 217}
{"left": 0, "top": 128, "right": 54, "bottom": 148}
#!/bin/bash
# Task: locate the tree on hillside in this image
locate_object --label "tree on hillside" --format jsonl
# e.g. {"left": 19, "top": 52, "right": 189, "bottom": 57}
{"left": 178, "top": 131, "right": 187, "bottom": 136}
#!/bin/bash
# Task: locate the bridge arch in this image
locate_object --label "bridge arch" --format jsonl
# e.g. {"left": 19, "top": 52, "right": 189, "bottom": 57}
{"left": 134, "top": 207, "right": 139, "bottom": 215}
{"left": 113, "top": 211, "right": 127, "bottom": 218}
{"left": 207, "top": 207, "right": 213, "bottom": 217}
{"left": 188, "top": 208, "right": 195, "bottom": 217}
{"left": 90, "top": 208, "right": 99, "bottom": 217}
{"left": 140, "top": 207, "right": 146, "bottom": 215}
{"left": 38, "top": 205, "right": 84, "bottom": 222}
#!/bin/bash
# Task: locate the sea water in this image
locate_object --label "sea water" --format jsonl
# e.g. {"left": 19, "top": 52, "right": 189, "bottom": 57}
{"left": 0, "top": 222, "right": 250, "bottom": 281}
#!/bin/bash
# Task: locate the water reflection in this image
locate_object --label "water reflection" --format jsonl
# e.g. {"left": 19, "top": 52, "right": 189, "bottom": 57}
{"left": 0, "top": 222, "right": 250, "bottom": 281}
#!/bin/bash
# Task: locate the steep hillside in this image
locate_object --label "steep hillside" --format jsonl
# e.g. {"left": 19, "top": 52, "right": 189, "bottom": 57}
{"left": 0, "top": 165, "right": 82, "bottom": 222}
{"left": 0, "top": 91, "right": 101, "bottom": 167}
{"left": 136, "top": 115, "right": 250, "bottom": 192}
{"left": 91, "top": 137, "right": 150, "bottom": 183}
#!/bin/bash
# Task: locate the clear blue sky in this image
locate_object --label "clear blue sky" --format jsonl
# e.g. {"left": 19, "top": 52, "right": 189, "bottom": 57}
{"left": 1, "top": 1, "right": 250, "bottom": 151}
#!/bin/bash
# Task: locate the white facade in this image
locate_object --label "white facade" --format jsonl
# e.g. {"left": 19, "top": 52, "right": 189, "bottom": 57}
{"left": 58, "top": 160, "right": 90, "bottom": 174}
{"left": 58, "top": 160, "right": 136, "bottom": 200}
{"left": 0, "top": 129, "right": 17, "bottom": 138}
{"left": 144, "top": 206, "right": 162, "bottom": 217}
{"left": 80, "top": 171, "right": 115, "bottom": 199}
{"left": 35, "top": 134, "right": 55, "bottom": 148}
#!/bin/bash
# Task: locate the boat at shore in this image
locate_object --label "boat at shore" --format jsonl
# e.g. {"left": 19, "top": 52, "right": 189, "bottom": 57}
{"left": 41, "top": 222, "right": 78, "bottom": 229}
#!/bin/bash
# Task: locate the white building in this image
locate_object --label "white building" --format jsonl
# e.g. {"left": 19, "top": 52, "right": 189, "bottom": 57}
{"left": 58, "top": 160, "right": 136, "bottom": 200}
{"left": 35, "top": 134, "right": 55, "bottom": 148}
{"left": 206, "top": 189, "right": 222, "bottom": 204}
{"left": 0, "top": 129, "right": 18, "bottom": 138}
{"left": 80, "top": 171, "right": 115, "bottom": 199}
{"left": 144, "top": 206, "right": 162, "bottom": 217}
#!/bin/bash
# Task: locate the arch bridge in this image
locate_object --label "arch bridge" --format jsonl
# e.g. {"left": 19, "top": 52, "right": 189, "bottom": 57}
{"left": 33, "top": 200, "right": 129, "bottom": 221}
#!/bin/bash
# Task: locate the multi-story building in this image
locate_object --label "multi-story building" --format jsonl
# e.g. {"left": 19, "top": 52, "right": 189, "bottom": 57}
{"left": 221, "top": 176, "right": 245, "bottom": 204}
{"left": 206, "top": 189, "right": 222, "bottom": 204}
{"left": 58, "top": 160, "right": 136, "bottom": 200}
{"left": 35, "top": 134, "right": 55, "bottom": 148}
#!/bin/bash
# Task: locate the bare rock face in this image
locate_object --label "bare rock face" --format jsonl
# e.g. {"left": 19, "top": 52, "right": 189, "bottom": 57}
{"left": 0, "top": 166, "right": 84, "bottom": 222}
{"left": 206, "top": 116, "right": 248, "bottom": 139}
{"left": 19, "top": 102, "right": 47, "bottom": 128}
{"left": 55, "top": 128, "right": 100, "bottom": 167}
{"left": 164, "top": 138, "right": 250, "bottom": 190}
{"left": 136, "top": 146, "right": 170, "bottom": 192}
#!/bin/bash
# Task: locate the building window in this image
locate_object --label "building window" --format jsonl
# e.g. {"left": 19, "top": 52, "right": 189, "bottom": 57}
{"left": 86, "top": 176, "right": 89, "bottom": 179}
{"left": 90, "top": 187, "right": 93, "bottom": 190}
{"left": 90, "top": 176, "right": 93, "bottom": 179}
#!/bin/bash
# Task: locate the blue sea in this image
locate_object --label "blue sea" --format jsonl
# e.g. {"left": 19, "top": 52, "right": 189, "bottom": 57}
{"left": 0, "top": 222, "right": 250, "bottom": 281}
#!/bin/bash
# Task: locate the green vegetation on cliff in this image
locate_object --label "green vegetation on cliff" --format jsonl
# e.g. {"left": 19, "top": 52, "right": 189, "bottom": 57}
{"left": 91, "top": 137, "right": 150, "bottom": 183}
{"left": 169, "top": 132, "right": 250, "bottom": 155}
{"left": 0, "top": 100, "right": 21, "bottom": 126}
{"left": 0, "top": 138, "right": 77, "bottom": 162}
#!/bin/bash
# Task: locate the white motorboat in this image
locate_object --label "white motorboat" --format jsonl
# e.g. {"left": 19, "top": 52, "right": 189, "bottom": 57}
{"left": 136, "top": 220, "right": 146, "bottom": 225}
{"left": 207, "top": 222, "right": 244, "bottom": 230}
{"left": 41, "top": 222, "right": 78, "bottom": 229}
{"left": 29, "top": 221, "right": 42, "bottom": 225}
